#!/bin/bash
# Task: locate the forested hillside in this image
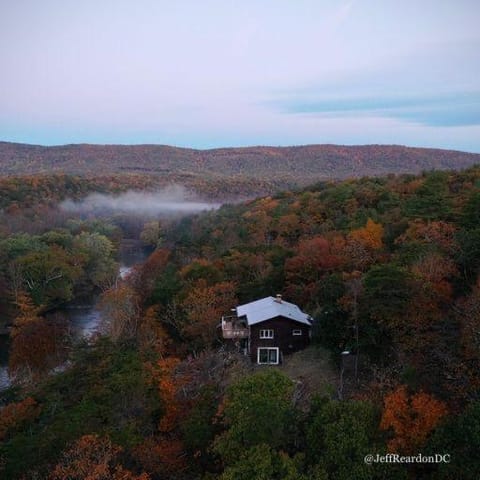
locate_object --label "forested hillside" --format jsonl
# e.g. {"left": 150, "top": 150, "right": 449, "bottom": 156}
{"left": 1, "top": 142, "right": 479, "bottom": 182}
{"left": 1, "top": 166, "right": 480, "bottom": 479}
{"left": 0, "top": 172, "right": 287, "bottom": 210}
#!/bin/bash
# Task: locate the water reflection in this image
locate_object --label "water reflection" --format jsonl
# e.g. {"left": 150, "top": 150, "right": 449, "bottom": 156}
{"left": 0, "top": 246, "right": 146, "bottom": 391}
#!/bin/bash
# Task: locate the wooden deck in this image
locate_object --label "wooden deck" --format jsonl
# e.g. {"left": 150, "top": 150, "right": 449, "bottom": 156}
{"left": 221, "top": 316, "right": 249, "bottom": 339}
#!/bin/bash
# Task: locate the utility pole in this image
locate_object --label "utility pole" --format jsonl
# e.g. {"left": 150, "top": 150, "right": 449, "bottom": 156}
{"left": 338, "top": 350, "right": 350, "bottom": 400}
{"left": 346, "top": 273, "right": 362, "bottom": 382}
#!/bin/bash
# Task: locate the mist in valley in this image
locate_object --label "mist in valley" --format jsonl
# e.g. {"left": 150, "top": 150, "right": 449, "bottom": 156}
{"left": 60, "top": 184, "right": 222, "bottom": 218}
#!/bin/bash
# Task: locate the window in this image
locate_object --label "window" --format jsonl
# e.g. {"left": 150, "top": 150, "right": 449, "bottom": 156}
{"left": 259, "top": 329, "right": 274, "bottom": 339}
{"left": 257, "top": 347, "right": 279, "bottom": 365}
{"left": 292, "top": 329, "right": 302, "bottom": 336}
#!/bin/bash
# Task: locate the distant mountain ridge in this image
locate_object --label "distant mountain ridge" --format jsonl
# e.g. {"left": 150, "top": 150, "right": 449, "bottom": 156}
{"left": 0, "top": 142, "right": 479, "bottom": 182}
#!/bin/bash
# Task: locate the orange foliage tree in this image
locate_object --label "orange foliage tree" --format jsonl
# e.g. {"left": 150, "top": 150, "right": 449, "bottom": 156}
{"left": 411, "top": 252, "right": 457, "bottom": 299}
{"left": 181, "top": 280, "right": 237, "bottom": 349}
{"left": 134, "top": 248, "right": 170, "bottom": 301}
{"left": 137, "top": 305, "right": 171, "bottom": 356}
{"left": 349, "top": 218, "right": 384, "bottom": 250}
{"left": 274, "top": 213, "right": 303, "bottom": 247}
{"left": 407, "top": 252, "right": 458, "bottom": 334}
{"left": 345, "top": 218, "right": 384, "bottom": 270}
{"left": 391, "top": 253, "right": 459, "bottom": 376}
{"left": 0, "top": 397, "right": 40, "bottom": 441}
{"left": 242, "top": 208, "right": 272, "bottom": 246}
{"left": 9, "top": 292, "right": 66, "bottom": 380}
{"left": 156, "top": 357, "right": 184, "bottom": 433}
{"left": 380, "top": 385, "right": 448, "bottom": 454}
{"left": 10, "top": 291, "right": 41, "bottom": 336}
{"left": 131, "top": 357, "right": 188, "bottom": 477}
{"left": 50, "top": 434, "right": 149, "bottom": 480}
{"left": 100, "top": 284, "right": 140, "bottom": 342}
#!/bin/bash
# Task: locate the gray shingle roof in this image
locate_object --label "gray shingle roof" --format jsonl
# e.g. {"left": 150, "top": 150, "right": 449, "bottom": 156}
{"left": 236, "top": 296, "right": 312, "bottom": 326}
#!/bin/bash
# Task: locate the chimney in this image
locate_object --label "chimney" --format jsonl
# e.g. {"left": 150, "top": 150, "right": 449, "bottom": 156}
{"left": 275, "top": 294, "right": 282, "bottom": 303}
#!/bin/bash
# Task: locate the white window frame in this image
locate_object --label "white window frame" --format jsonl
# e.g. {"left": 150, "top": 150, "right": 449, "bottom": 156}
{"left": 257, "top": 347, "right": 280, "bottom": 365}
{"left": 292, "top": 329, "right": 302, "bottom": 336}
{"left": 259, "top": 329, "right": 274, "bottom": 339}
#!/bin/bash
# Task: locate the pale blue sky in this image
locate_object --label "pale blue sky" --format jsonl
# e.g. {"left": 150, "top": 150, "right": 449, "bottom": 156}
{"left": 1, "top": 0, "right": 479, "bottom": 151}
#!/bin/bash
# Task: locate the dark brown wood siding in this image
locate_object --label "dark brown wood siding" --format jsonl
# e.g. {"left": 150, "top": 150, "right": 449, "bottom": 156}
{"left": 249, "top": 316, "right": 310, "bottom": 363}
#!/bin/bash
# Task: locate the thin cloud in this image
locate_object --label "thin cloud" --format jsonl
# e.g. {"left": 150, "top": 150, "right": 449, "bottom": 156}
{"left": 274, "top": 91, "right": 480, "bottom": 127}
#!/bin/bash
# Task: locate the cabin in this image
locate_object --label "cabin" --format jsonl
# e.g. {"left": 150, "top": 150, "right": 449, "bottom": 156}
{"left": 221, "top": 295, "right": 312, "bottom": 364}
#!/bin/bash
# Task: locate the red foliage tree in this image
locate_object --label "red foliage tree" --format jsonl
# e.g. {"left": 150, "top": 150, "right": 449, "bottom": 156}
{"left": 395, "top": 220, "right": 457, "bottom": 253}
{"left": 380, "top": 385, "right": 448, "bottom": 454}
{"left": 285, "top": 235, "right": 342, "bottom": 303}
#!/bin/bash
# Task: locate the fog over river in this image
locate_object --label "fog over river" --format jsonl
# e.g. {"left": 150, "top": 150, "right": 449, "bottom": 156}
{"left": 60, "top": 185, "right": 221, "bottom": 217}
{"left": 0, "top": 185, "right": 223, "bottom": 392}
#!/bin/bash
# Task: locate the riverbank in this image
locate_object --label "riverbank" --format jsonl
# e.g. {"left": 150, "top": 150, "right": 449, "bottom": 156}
{"left": 0, "top": 241, "right": 149, "bottom": 392}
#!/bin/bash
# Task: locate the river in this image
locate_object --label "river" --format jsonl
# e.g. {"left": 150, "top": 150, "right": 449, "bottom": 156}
{"left": 0, "top": 243, "right": 148, "bottom": 391}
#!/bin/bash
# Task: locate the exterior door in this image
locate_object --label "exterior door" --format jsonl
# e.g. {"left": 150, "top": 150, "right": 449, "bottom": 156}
{"left": 257, "top": 347, "right": 279, "bottom": 365}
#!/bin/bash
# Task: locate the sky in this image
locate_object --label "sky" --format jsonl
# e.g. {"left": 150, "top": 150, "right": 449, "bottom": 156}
{"left": 1, "top": 0, "right": 479, "bottom": 151}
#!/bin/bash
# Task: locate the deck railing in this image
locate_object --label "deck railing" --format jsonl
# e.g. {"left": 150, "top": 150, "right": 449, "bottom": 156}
{"left": 221, "top": 316, "right": 249, "bottom": 339}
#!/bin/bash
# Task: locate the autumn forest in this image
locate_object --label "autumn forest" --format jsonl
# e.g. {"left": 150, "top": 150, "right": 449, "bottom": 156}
{"left": 1, "top": 148, "right": 480, "bottom": 479}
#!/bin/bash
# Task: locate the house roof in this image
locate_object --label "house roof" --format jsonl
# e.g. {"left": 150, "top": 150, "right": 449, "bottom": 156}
{"left": 236, "top": 296, "right": 312, "bottom": 326}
